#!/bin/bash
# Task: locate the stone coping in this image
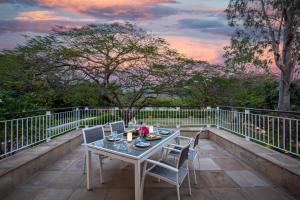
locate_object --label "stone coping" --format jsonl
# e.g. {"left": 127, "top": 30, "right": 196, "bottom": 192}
{"left": 207, "top": 127, "right": 300, "bottom": 198}
{"left": 207, "top": 128, "right": 300, "bottom": 176}
{"left": 0, "top": 129, "right": 82, "bottom": 177}
{"left": 0, "top": 129, "right": 83, "bottom": 199}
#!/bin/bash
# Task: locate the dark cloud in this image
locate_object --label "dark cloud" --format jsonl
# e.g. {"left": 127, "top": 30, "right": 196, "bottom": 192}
{"left": 0, "top": 19, "right": 80, "bottom": 34}
{"left": 0, "top": 0, "right": 40, "bottom": 6}
{"left": 0, "top": 1, "right": 179, "bottom": 21}
{"left": 177, "top": 18, "right": 233, "bottom": 36}
{"left": 83, "top": 5, "right": 178, "bottom": 20}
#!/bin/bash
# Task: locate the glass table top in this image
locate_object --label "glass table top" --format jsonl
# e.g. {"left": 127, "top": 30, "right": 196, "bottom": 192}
{"left": 87, "top": 128, "right": 178, "bottom": 159}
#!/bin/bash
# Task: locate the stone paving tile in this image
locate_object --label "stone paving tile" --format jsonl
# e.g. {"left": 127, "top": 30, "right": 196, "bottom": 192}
{"left": 182, "top": 188, "right": 218, "bottom": 200}
{"left": 198, "top": 143, "right": 216, "bottom": 151}
{"left": 195, "top": 158, "right": 221, "bottom": 171}
{"left": 21, "top": 171, "right": 60, "bottom": 188}
{"left": 210, "top": 188, "right": 248, "bottom": 200}
{"left": 198, "top": 139, "right": 211, "bottom": 144}
{"left": 143, "top": 188, "right": 177, "bottom": 200}
{"left": 43, "top": 160, "right": 75, "bottom": 171}
{"left": 63, "top": 150, "right": 85, "bottom": 161}
{"left": 106, "top": 189, "right": 134, "bottom": 200}
{"left": 68, "top": 188, "right": 107, "bottom": 200}
{"left": 34, "top": 188, "right": 74, "bottom": 200}
{"left": 226, "top": 170, "right": 270, "bottom": 187}
{"left": 241, "top": 187, "right": 296, "bottom": 200}
{"left": 144, "top": 188, "right": 218, "bottom": 200}
{"left": 47, "top": 171, "right": 84, "bottom": 189}
{"left": 198, "top": 149, "right": 233, "bottom": 159}
{"left": 3, "top": 188, "right": 40, "bottom": 200}
{"left": 199, "top": 171, "right": 239, "bottom": 188}
{"left": 212, "top": 158, "right": 248, "bottom": 171}
{"left": 80, "top": 167, "right": 135, "bottom": 189}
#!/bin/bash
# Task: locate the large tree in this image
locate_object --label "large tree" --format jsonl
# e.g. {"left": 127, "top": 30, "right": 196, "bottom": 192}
{"left": 19, "top": 23, "right": 193, "bottom": 107}
{"left": 224, "top": 0, "right": 300, "bottom": 110}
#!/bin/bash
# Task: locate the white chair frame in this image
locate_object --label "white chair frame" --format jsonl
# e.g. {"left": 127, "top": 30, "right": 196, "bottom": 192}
{"left": 82, "top": 125, "right": 107, "bottom": 184}
{"left": 141, "top": 144, "right": 192, "bottom": 200}
{"left": 109, "top": 120, "right": 125, "bottom": 134}
{"left": 166, "top": 130, "right": 203, "bottom": 185}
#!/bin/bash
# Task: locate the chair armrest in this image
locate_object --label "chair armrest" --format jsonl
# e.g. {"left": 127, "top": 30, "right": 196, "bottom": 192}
{"left": 167, "top": 143, "right": 185, "bottom": 148}
{"left": 162, "top": 146, "right": 181, "bottom": 153}
{"left": 177, "top": 136, "right": 193, "bottom": 142}
{"left": 146, "top": 159, "right": 178, "bottom": 172}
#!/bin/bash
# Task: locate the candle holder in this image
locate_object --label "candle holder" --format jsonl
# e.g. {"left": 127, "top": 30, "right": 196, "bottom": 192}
{"left": 149, "top": 126, "right": 154, "bottom": 133}
{"left": 127, "top": 132, "right": 133, "bottom": 142}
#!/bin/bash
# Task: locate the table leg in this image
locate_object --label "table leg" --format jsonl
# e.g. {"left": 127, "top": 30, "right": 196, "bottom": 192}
{"left": 134, "top": 161, "right": 141, "bottom": 200}
{"left": 86, "top": 150, "right": 92, "bottom": 190}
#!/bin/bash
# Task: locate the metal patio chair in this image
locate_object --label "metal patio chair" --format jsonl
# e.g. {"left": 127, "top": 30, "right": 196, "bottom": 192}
{"left": 141, "top": 144, "right": 192, "bottom": 200}
{"left": 82, "top": 125, "right": 107, "bottom": 184}
{"left": 110, "top": 121, "right": 125, "bottom": 134}
{"left": 166, "top": 129, "right": 204, "bottom": 184}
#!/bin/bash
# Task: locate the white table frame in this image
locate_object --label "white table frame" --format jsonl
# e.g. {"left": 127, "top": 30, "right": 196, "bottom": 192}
{"left": 85, "top": 129, "right": 180, "bottom": 200}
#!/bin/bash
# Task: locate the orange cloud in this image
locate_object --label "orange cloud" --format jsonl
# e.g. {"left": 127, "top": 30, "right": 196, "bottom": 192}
{"left": 37, "top": 0, "right": 173, "bottom": 12}
{"left": 164, "top": 35, "right": 228, "bottom": 64}
{"left": 15, "top": 11, "right": 96, "bottom": 22}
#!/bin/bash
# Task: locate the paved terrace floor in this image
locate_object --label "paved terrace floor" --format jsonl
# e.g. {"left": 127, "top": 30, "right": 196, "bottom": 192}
{"left": 3, "top": 139, "right": 297, "bottom": 200}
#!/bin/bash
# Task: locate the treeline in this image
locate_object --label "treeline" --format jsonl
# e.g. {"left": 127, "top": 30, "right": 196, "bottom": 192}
{"left": 0, "top": 23, "right": 299, "bottom": 114}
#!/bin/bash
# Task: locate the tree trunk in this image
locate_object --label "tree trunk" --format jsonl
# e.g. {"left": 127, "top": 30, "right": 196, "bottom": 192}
{"left": 278, "top": 72, "right": 291, "bottom": 111}
{"left": 277, "top": 5, "right": 295, "bottom": 111}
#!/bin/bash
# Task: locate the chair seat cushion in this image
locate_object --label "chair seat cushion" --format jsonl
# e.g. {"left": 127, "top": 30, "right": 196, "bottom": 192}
{"left": 169, "top": 147, "right": 197, "bottom": 161}
{"left": 169, "top": 146, "right": 182, "bottom": 155}
{"left": 148, "top": 161, "right": 188, "bottom": 186}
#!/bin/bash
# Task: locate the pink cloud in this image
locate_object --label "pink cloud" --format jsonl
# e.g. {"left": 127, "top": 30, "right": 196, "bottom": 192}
{"left": 164, "top": 35, "right": 228, "bottom": 64}
{"left": 37, "top": 0, "right": 175, "bottom": 12}
{"left": 0, "top": 44, "right": 7, "bottom": 49}
{"left": 31, "top": 0, "right": 178, "bottom": 20}
{"left": 15, "top": 11, "right": 96, "bottom": 22}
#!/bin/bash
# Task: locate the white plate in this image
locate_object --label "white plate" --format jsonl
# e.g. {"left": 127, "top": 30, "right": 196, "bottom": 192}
{"left": 159, "top": 130, "right": 171, "bottom": 135}
{"left": 106, "top": 136, "right": 121, "bottom": 142}
{"left": 135, "top": 141, "right": 151, "bottom": 148}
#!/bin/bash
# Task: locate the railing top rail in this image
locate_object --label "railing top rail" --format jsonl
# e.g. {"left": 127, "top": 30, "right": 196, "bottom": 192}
{"left": 218, "top": 106, "right": 300, "bottom": 115}
{"left": 218, "top": 108, "right": 300, "bottom": 121}
{"left": 1, "top": 106, "right": 299, "bottom": 121}
{"left": 0, "top": 106, "right": 210, "bottom": 117}
{"left": 0, "top": 106, "right": 83, "bottom": 117}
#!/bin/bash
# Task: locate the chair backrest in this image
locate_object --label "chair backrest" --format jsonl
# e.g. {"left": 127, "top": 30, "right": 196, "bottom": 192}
{"left": 176, "top": 144, "right": 190, "bottom": 168}
{"left": 110, "top": 121, "right": 125, "bottom": 134}
{"left": 82, "top": 125, "right": 105, "bottom": 144}
{"left": 193, "top": 130, "right": 204, "bottom": 149}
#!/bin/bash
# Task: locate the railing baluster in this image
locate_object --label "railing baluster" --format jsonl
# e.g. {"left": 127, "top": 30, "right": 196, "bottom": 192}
{"left": 1, "top": 107, "right": 300, "bottom": 159}
{"left": 283, "top": 119, "right": 286, "bottom": 150}
{"left": 4, "top": 121, "right": 7, "bottom": 154}
{"left": 289, "top": 120, "right": 292, "bottom": 153}
{"left": 11, "top": 120, "right": 13, "bottom": 152}
{"left": 297, "top": 120, "right": 299, "bottom": 155}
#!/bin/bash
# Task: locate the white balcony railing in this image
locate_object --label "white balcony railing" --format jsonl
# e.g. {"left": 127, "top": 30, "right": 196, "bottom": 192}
{"left": 0, "top": 107, "right": 299, "bottom": 158}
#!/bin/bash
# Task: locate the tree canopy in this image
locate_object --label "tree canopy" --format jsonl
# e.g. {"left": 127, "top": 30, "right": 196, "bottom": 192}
{"left": 2, "top": 23, "right": 195, "bottom": 109}
{"left": 224, "top": 0, "right": 300, "bottom": 110}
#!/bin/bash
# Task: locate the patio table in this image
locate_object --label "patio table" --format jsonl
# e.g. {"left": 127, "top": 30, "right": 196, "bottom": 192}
{"left": 85, "top": 128, "right": 180, "bottom": 200}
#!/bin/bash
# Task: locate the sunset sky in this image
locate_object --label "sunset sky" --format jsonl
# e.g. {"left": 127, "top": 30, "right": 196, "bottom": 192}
{"left": 0, "top": 0, "right": 232, "bottom": 64}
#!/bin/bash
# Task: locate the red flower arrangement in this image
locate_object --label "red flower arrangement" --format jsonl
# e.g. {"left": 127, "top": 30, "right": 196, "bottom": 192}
{"left": 138, "top": 124, "right": 150, "bottom": 136}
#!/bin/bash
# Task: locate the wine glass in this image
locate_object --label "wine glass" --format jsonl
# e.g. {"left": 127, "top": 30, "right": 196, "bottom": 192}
{"left": 112, "top": 131, "right": 118, "bottom": 147}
